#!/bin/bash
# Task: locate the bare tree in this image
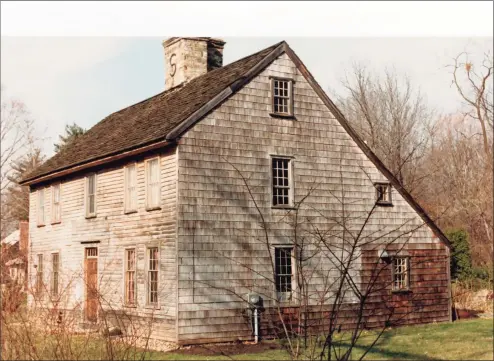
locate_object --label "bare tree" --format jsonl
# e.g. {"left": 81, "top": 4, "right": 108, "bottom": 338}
{"left": 0, "top": 87, "right": 37, "bottom": 237}
{"left": 336, "top": 65, "right": 437, "bottom": 194}
{"left": 449, "top": 51, "right": 493, "bottom": 160}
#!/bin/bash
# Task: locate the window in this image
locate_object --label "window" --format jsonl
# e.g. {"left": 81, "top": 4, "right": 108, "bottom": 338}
{"left": 375, "top": 183, "right": 392, "bottom": 206}
{"left": 271, "top": 78, "right": 293, "bottom": 116}
{"left": 36, "top": 254, "right": 44, "bottom": 294}
{"left": 272, "top": 157, "right": 293, "bottom": 207}
{"left": 146, "top": 158, "right": 160, "bottom": 209}
{"left": 86, "top": 174, "right": 97, "bottom": 217}
{"left": 37, "top": 189, "right": 45, "bottom": 226}
{"left": 124, "top": 249, "right": 136, "bottom": 305}
{"left": 124, "top": 164, "right": 137, "bottom": 213}
{"left": 275, "top": 247, "right": 294, "bottom": 301}
{"left": 392, "top": 257, "right": 410, "bottom": 291}
{"left": 52, "top": 184, "right": 61, "bottom": 223}
{"left": 51, "top": 253, "right": 60, "bottom": 297}
{"left": 147, "top": 247, "right": 159, "bottom": 305}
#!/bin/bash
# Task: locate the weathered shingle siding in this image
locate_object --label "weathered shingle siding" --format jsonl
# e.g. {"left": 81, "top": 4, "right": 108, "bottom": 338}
{"left": 28, "top": 148, "right": 178, "bottom": 341}
{"left": 176, "top": 53, "right": 448, "bottom": 344}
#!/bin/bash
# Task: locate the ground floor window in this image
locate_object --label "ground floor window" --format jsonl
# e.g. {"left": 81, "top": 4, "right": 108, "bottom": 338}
{"left": 275, "top": 247, "right": 294, "bottom": 301}
{"left": 392, "top": 257, "right": 410, "bottom": 290}
{"left": 147, "top": 247, "right": 159, "bottom": 305}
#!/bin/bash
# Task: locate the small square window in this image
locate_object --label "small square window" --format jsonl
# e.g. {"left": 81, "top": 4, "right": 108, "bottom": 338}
{"left": 392, "top": 257, "right": 410, "bottom": 291}
{"left": 271, "top": 78, "right": 294, "bottom": 117}
{"left": 375, "top": 183, "right": 392, "bottom": 206}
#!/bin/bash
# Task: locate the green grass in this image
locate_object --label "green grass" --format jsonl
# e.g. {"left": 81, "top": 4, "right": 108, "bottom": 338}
{"left": 150, "top": 319, "right": 493, "bottom": 360}
{"left": 4, "top": 319, "right": 492, "bottom": 360}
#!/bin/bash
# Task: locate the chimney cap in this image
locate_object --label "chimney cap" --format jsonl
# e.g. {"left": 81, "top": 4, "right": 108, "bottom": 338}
{"left": 162, "top": 37, "right": 226, "bottom": 47}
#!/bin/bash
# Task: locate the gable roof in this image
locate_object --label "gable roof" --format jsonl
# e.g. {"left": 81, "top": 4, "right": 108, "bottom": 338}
{"left": 20, "top": 40, "right": 450, "bottom": 248}
{"left": 21, "top": 42, "right": 283, "bottom": 185}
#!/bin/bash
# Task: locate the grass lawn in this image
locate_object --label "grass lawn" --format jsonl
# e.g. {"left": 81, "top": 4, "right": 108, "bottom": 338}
{"left": 145, "top": 319, "right": 493, "bottom": 360}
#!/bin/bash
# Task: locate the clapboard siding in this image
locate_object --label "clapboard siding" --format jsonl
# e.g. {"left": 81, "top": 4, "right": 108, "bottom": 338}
{"left": 175, "top": 53, "right": 449, "bottom": 344}
{"left": 28, "top": 148, "right": 178, "bottom": 341}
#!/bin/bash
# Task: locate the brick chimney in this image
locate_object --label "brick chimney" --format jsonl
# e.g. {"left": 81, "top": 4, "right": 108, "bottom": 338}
{"left": 19, "top": 220, "right": 29, "bottom": 253}
{"left": 162, "top": 37, "right": 226, "bottom": 90}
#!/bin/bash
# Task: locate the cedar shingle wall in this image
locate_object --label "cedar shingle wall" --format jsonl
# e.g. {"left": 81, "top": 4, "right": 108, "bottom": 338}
{"left": 176, "top": 53, "right": 450, "bottom": 344}
{"left": 28, "top": 149, "right": 178, "bottom": 341}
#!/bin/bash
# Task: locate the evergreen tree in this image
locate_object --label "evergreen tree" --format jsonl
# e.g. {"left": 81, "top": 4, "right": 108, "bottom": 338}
{"left": 54, "top": 122, "right": 86, "bottom": 153}
{"left": 446, "top": 229, "right": 472, "bottom": 281}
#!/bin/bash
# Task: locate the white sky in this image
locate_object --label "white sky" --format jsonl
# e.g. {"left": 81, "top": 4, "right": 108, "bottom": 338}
{"left": 1, "top": 2, "right": 493, "bottom": 157}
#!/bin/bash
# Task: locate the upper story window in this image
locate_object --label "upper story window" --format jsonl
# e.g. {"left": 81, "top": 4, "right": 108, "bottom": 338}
{"left": 392, "top": 257, "right": 410, "bottom": 291}
{"left": 272, "top": 157, "right": 293, "bottom": 208}
{"left": 270, "top": 77, "right": 294, "bottom": 117}
{"left": 51, "top": 184, "right": 61, "bottom": 224}
{"left": 375, "top": 182, "right": 392, "bottom": 206}
{"left": 146, "top": 158, "right": 160, "bottom": 210}
{"left": 85, "top": 174, "right": 97, "bottom": 218}
{"left": 37, "top": 188, "right": 45, "bottom": 226}
{"left": 124, "top": 164, "right": 137, "bottom": 213}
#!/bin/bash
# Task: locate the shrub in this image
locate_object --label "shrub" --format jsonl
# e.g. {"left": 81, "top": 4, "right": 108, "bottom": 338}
{"left": 446, "top": 229, "right": 472, "bottom": 281}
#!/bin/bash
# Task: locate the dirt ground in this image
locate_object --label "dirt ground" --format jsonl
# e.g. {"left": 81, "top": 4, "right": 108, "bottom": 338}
{"left": 175, "top": 340, "right": 283, "bottom": 356}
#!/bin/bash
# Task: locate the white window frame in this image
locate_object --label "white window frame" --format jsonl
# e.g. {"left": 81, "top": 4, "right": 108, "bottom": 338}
{"left": 37, "top": 188, "right": 45, "bottom": 226}
{"left": 392, "top": 256, "right": 410, "bottom": 291}
{"left": 271, "top": 156, "right": 295, "bottom": 208}
{"left": 146, "top": 246, "right": 160, "bottom": 307}
{"left": 124, "top": 248, "right": 137, "bottom": 306}
{"left": 85, "top": 173, "right": 97, "bottom": 218}
{"left": 51, "top": 252, "right": 60, "bottom": 298}
{"left": 124, "top": 163, "right": 138, "bottom": 213}
{"left": 51, "top": 183, "right": 62, "bottom": 224}
{"left": 145, "top": 157, "right": 161, "bottom": 210}
{"left": 375, "top": 182, "right": 393, "bottom": 206}
{"left": 36, "top": 254, "right": 44, "bottom": 295}
{"left": 270, "top": 77, "right": 294, "bottom": 117}
{"left": 273, "top": 245, "right": 297, "bottom": 302}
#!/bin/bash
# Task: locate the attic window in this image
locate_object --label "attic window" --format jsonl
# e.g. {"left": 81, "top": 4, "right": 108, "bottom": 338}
{"left": 270, "top": 77, "right": 294, "bottom": 117}
{"left": 375, "top": 182, "right": 392, "bottom": 206}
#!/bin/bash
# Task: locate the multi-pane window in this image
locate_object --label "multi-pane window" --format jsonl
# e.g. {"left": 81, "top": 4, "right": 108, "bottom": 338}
{"left": 86, "top": 174, "right": 97, "bottom": 217}
{"left": 124, "top": 249, "right": 136, "bottom": 305}
{"left": 51, "top": 253, "right": 60, "bottom": 297}
{"left": 146, "top": 158, "right": 160, "bottom": 209}
{"left": 36, "top": 254, "right": 44, "bottom": 294}
{"left": 275, "top": 247, "right": 294, "bottom": 301}
{"left": 375, "top": 183, "right": 392, "bottom": 205}
{"left": 271, "top": 78, "right": 293, "bottom": 116}
{"left": 272, "top": 158, "right": 292, "bottom": 207}
{"left": 124, "top": 164, "right": 137, "bottom": 212}
{"left": 147, "top": 247, "right": 159, "bottom": 305}
{"left": 392, "top": 257, "right": 409, "bottom": 291}
{"left": 52, "top": 184, "right": 61, "bottom": 223}
{"left": 37, "top": 189, "right": 45, "bottom": 225}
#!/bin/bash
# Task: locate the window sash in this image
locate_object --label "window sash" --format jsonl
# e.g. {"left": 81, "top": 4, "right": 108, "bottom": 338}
{"left": 86, "top": 175, "right": 96, "bottom": 216}
{"left": 272, "top": 158, "right": 292, "bottom": 206}
{"left": 275, "top": 247, "right": 293, "bottom": 300}
{"left": 376, "top": 183, "right": 392, "bottom": 204}
{"left": 125, "top": 164, "right": 137, "bottom": 212}
{"left": 146, "top": 159, "right": 160, "bottom": 208}
{"left": 52, "top": 184, "right": 61, "bottom": 222}
{"left": 124, "top": 249, "right": 136, "bottom": 305}
{"left": 51, "top": 253, "right": 59, "bottom": 297}
{"left": 272, "top": 79, "right": 293, "bottom": 115}
{"left": 392, "top": 257, "right": 409, "bottom": 290}
{"left": 38, "top": 189, "right": 45, "bottom": 225}
{"left": 147, "top": 247, "right": 159, "bottom": 305}
{"left": 36, "top": 254, "right": 44, "bottom": 294}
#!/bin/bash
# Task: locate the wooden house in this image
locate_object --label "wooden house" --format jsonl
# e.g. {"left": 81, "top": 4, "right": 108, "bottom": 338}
{"left": 20, "top": 38, "right": 451, "bottom": 345}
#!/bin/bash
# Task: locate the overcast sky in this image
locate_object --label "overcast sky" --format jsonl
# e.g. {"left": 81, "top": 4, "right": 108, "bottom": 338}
{"left": 1, "top": 36, "right": 492, "bottom": 157}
